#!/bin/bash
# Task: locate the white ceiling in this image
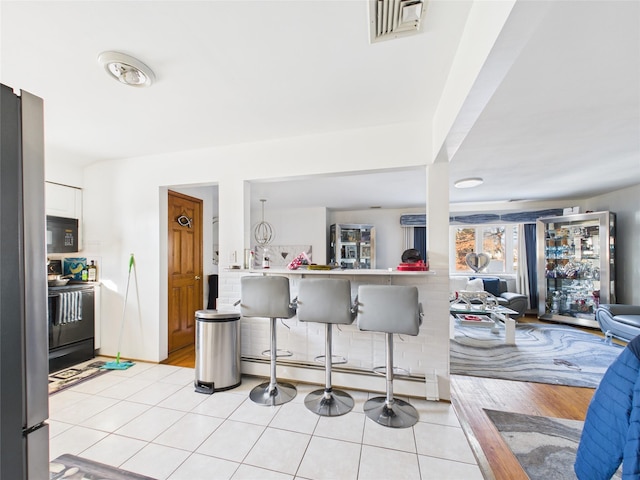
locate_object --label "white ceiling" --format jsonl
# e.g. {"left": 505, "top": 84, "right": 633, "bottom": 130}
{"left": 1, "top": 1, "right": 638, "bottom": 211}
{"left": 446, "top": 0, "right": 640, "bottom": 205}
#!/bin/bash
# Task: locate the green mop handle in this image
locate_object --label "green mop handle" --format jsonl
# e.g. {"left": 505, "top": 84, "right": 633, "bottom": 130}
{"left": 132, "top": 253, "right": 142, "bottom": 324}
{"left": 116, "top": 253, "right": 135, "bottom": 362}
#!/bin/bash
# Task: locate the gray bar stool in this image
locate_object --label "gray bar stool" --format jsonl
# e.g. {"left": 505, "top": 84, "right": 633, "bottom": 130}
{"left": 357, "top": 284, "right": 422, "bottom": 428}
{"left": 297, "top": 278, "right": 357, "bottom": 416}
{"left": 240, "top": 275, "right": 297, "bottom": 406}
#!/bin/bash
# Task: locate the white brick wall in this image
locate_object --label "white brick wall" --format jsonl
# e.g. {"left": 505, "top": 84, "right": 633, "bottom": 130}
{"left": 218, "top": 269, "right": 451, "bottom": 399}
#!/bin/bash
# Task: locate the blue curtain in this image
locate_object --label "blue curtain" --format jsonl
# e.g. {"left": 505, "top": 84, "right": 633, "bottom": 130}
{"left": 414, "top": 227, "right": 427, "bottom": 263}
{"left": 524, "top": 224, "right": 538, "bottom": 307}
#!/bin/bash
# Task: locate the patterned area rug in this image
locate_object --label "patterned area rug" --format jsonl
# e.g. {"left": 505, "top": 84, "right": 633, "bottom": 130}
{"left": 450, "top": 322, "right": 623, "bottom": 387}
{"left": 485, "top": 409, "right": 622, "bottom": 480}
{"left": 48, "top": 360, "right": 108, "bottom": 395}
{"left": 50, "top": 454, "right": 156, "bottom": 479}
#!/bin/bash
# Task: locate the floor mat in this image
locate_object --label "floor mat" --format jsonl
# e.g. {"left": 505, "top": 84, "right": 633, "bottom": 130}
{"left": 48, "top": 360, "right": 108, "bottom": 395}
{"left": 50, "top": 454, "right": 156, "bottom": 479}
{"left": 450, "top": 322, "right": 623, "bottom": 387}
{"left": 485, "top": 409, "right": 621, "bottom": 480}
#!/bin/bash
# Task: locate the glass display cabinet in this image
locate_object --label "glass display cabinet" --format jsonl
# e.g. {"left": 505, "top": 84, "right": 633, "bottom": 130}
{"left": 537, "top": 211, "right": 615, "bottom": 328}
{"left": 329, "top": 224, "right": 375, "bottom": 269}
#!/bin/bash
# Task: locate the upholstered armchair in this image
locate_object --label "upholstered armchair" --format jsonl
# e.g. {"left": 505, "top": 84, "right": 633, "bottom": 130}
{"left": 595, "top": 305, "right": 640, "bottom": 342}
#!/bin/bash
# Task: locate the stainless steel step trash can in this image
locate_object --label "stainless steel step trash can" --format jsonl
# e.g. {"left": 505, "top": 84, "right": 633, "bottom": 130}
{"left": 194, "top": 309, "right": 241, "bottom": 394}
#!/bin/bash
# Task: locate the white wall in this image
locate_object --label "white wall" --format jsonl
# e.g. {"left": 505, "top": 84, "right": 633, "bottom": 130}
{"left": 330, "top": 207, "right": 425, "bottom": 269}
{"left": 249, "top": 205, "right": 327, "bottom": 265}
{"left": 83, "top": 122, "right": 439, "bottom": 362}
{"left": 449, "top": 199, "right": 578, "bottom": 215}
{"left": 583, "top": 183, "right": 640, "bottom": 305}
{"left": 45, "top": 158, "right": 84, "bottom": 188}
{"left": 245, "top": 205, "right": 427, "bottom": 269}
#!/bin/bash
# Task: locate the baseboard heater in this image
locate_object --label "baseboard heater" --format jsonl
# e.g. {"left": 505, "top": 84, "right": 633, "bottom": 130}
{"left": 240, "top": 355, "right": 441, "bottom": 401}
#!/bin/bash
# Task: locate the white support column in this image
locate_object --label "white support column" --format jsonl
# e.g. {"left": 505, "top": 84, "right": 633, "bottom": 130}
{"left": 426, "top": 161, "right": 450, "bottom": 271}
{"left": 216, "top": 178, "right": 248, "bottom": 309}
{"left": 218, "top": 178, "right": 247, "bottom": 269}
{"left": 424, "top": 161, "right": 452, "bottom": 400}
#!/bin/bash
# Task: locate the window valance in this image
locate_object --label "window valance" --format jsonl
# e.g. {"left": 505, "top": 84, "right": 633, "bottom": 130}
{"left": 450, "top": 209, "right": 563, "bottom": 224}
{"left": 400, "top": 209, "right": 564, "bottom": 226}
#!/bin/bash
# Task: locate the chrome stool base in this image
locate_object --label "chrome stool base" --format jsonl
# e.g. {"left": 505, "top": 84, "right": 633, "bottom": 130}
{"left": 261, "top": 348, "right": 293, "bottom": 358}
{"left": 250, "top": 381, "right": 297, "bottom": 406}
{"left": 372, "top": 365, "right": 410, "bottom": 376}
{"left": 363, "top": 397, "right": 419, "bottom": 428}
{"left": 313, "top": 354, "right": 347, "bottom": 365}
{"left": 304, "top": 389, "right": 354, "bottom": 417}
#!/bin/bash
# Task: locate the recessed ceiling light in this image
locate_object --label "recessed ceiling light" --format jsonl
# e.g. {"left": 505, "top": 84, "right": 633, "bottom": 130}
{"left": 454, "top": 177, "right": 484, "bottom": 189}
{"left": 98, "top": 51, "right": 155, "bottom": 87}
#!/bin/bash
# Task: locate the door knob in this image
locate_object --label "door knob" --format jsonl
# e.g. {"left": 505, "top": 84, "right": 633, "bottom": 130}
{"left": 195, "top": 276, "right": 201, "bottom": 280}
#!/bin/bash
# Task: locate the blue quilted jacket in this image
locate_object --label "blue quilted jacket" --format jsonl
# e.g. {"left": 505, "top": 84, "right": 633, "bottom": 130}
{"left": 575, "top": 335, "right": 640, "bottom": 479}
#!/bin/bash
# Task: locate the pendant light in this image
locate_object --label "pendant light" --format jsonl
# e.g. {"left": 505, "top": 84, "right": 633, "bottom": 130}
{"left": 254, "top": 199, "right": 274, "bottom": 246}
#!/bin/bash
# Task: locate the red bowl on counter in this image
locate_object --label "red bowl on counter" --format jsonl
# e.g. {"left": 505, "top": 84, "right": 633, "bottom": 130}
{"left": 397, "top": 260, "right": 429, "bottom": 271}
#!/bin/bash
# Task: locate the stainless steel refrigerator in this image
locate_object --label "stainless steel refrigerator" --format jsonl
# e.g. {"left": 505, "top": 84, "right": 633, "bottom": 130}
{"left": 1, "top": 83, "right": 49, "bottom": 478}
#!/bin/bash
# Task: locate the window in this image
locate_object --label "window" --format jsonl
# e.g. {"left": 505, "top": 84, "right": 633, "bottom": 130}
{"left": 482, "top": 226, "right": 505, "bottom": 271}
{"left": 454, "top": 228, "right": 475, "bottom": 271}
{"left": 450, "top": 224, "right": 519, "bottom": 273}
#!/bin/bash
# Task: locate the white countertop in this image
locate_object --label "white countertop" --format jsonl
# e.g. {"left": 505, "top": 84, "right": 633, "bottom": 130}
{"left": 225, "top": 267, "right": 436, "bottom": 276}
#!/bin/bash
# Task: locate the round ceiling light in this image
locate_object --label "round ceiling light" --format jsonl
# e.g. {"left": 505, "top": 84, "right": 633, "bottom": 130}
{"left": 454, "top": 177, "right": 484, "bottom": 189}
{"left": 98, "top": 51, "right": 155, "bottom": 87}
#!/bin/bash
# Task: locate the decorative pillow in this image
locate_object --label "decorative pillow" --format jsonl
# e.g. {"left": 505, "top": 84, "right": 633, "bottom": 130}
{"left": 450, "top": 277, "right": 469, "bottom": 295}
{"left": 480, "top": 277, "right": 501, "bottom": 297}
{"left": 465, "top": 277, "right": 485, "bottom": 292}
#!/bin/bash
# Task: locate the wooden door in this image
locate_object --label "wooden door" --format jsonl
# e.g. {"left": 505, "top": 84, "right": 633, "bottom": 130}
{"left": 168, "top": 191, "right": 203, "bottom": 353}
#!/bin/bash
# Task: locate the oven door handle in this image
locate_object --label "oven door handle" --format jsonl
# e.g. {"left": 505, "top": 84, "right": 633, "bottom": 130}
{"left": 48, "top": 291, "right": 64, "bottom": 326}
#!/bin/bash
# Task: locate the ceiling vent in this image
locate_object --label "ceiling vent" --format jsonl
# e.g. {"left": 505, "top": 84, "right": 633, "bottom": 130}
{"left": 369, "top": 0, "right": 426, "bottom": 43}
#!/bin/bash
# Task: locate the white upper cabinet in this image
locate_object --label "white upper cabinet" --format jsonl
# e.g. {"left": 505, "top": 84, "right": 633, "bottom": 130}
{"left": 45, "top": 182, "right": 82, "bottom": 219}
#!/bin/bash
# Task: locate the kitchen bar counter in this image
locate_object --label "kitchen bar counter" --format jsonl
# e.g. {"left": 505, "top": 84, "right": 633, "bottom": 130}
{"left": 217, "top": 267, "right": 450, "bottom": 400}
{"left": 230, "top": 267, "right": 436, "bottom": 276}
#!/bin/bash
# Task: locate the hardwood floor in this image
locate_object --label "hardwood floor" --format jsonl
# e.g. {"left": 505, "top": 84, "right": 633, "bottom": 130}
{"left": 451, "top": 315, "right": 620, "bottom": 479}
{"left": 450, "top": 375, "right": 594, "bottom": 479}
{"left": 161, "top": 344, "right": 196, "bottom": 368}
{"left": 162, "top": 317, "right": 612, "bottom": 479}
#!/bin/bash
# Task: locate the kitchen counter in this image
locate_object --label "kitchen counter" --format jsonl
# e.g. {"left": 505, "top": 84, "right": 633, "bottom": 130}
{"left": 217, "top": 267, "right": 449, "bottom": 400}
{"left": 229, "top": 267, "right": 435, "bottom": 276}
{"left": 47, "top": 281, "right": 100, "bottom": 292}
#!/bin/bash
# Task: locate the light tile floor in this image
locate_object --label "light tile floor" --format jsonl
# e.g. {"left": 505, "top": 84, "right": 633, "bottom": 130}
{"left": 49, "top": 360, "right": 484, "bottom": 480}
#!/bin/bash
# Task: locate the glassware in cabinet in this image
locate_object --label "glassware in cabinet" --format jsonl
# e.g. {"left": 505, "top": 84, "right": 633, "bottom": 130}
{"left": 537, "top": 211, "right": 615, "bottom": 328}
{"left": 329, "top": 224, "right": 375, "bottom": 269}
